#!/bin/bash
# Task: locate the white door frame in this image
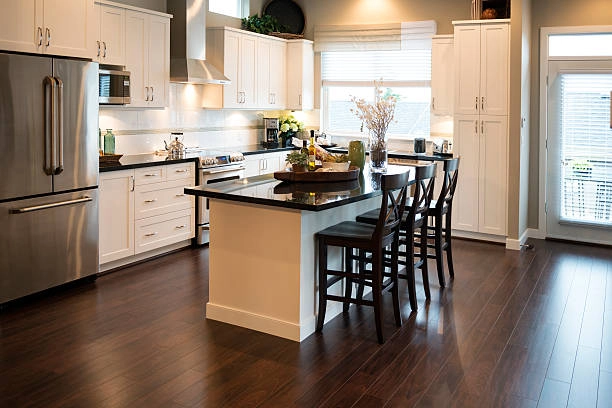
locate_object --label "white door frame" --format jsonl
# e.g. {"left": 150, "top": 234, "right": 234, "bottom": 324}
{"left": 538, "top": 25, "right": 612, "bottom": 239}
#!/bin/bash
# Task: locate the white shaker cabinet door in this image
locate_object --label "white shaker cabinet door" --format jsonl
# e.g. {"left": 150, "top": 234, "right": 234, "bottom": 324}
{"left": 98, "top": 3, "right": 125, "bottom": 65}
{"left": 478, "top": 115, "right": 508, "bottom": 236}
{"left": 0, "top": 0, "right": 40, "bottom": 54}
{"left": 480, "top": 23, "right": 509, "bottom": 116}
{"left": 43, "top": 0, "right": 93, "bottom": 58}
{"left": 453, "top": 25, "right": 481, "bottom": 116}
{"left": 269, "top": 39, "right": 287, "bottom": 108}
{"left": 431, "top": 36, "right": 454, "bottom": 116}
{"left": 452, "top": 115, "right": 480, "bottom": 232}
{"left": 239, "top": 33, "right": 257, "bottom": 108}
{"left": 125, "top": 10, "right": 148, "bottom": 107}
{"left": 147, "top": 14, "right": 170, "bottom": 108}
{"left": 99, "top": 170, "right": 135, "bottom": 264}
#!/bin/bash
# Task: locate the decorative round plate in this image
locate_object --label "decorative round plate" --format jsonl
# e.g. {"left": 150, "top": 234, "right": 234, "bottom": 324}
{"left": 263, "top": 0, "right": 305, "bottom": 35}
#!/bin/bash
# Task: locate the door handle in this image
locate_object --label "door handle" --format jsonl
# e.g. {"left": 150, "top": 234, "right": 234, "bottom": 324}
{"left": 432, "top": 97, "right": 435, "bottom": 110}
{"left": 54, "top": 77, "right": 64, "bottom": 175}
{"left": 481, "top": 120, "right": 484, "bottom": 135}
{"left": 43, "top": 76, "right": 54, "bottom": 176}
{"left": 144, "top": 199, "right": 158, "bottom": 203}
{"left": 145, "top": 86, "right": 149, "bottom": 101}
{"left": 144, "top": 232, "right": 158, "bottom": 237}
{"left": 175, "top": 225, "right": 186, "bottom": 229}
{"left": 150, "top": 86, "right": 154, "bottom": 102}
{"left": 474, "top": 120, "right": 478, "bottom": 135}
{"left": 130, "top": 176, "right": 135, "bottom": 192}
{"left": 37, "top": 27, "right": 43, "bottom": 47}
{"left": 45, "top": 28, "right": 51, "bottom": 47}
{"left": 102, "top": 42, "right": 107, "bottom": 58}
{"left": 481, "top": 96, "right": 485, "bottom": 111}
{"left": 96, "top": 40, "right": 101, "bottom": 57}
{"left": 475, "top": 96, "right": 478, "bottom": 111}
{"left": 10, "top": 196, "right": 92, "bottom": 214}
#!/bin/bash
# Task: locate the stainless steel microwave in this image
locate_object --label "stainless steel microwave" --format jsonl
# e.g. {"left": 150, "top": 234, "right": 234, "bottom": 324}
{"left": 99, "top": 68, "right": 130, "bottom": 105}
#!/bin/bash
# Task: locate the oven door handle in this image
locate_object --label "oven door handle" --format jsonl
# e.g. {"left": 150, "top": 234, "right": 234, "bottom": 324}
{"left": 201, "top": 166, "right": 245, "bottom": 175}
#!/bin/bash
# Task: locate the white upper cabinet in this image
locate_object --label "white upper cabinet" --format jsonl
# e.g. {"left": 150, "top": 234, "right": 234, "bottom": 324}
{"left": 286, "top": 39, "right": 314, "bottom": 110}
{"left": 125, "top": 9, "right": 170, "bottom": 108}
{"left": 431, "top": 35, "right": 454, "bottom": 116}
{"left": 0, "top": 0, "right": 94, "bottom": 58}
{"left": 453, "top": 21, "right": 509, "bottom": 116}
{"left": 94, "top": 2, "right": 125, "bottom": 65}
{"left": 257, "top": 36, "right": 287, "bottom": 109}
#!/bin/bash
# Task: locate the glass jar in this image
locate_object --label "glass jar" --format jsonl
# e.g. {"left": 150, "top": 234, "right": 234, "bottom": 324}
{"left": 103, "top": 129, "right": 115, "bottom": 155}
{"left": 348, "top": 140, "right": 366, "bottom": 171}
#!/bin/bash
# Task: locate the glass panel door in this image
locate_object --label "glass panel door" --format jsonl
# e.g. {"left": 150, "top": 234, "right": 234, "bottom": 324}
{"left": 546, "top": 60, "right": 612, "bottom": 245}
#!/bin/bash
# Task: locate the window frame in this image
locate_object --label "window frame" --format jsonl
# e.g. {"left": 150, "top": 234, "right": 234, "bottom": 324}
{"left": 208, "top": 0, "right": 248, "bottom": 19}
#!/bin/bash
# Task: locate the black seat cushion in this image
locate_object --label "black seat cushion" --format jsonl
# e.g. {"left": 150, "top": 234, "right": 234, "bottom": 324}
{"left": 317, "top": 221, "right": 375, "bottom": 242}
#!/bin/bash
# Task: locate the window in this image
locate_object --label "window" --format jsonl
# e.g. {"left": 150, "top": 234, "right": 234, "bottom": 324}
{"left": 209, "top": 0, "right": 247, "bottom": 19}
{"left": 549, "top": 33, "right": 612, "bottom": 57}
{"left": 321, "top": 48, "right": 431, "bottom": 139}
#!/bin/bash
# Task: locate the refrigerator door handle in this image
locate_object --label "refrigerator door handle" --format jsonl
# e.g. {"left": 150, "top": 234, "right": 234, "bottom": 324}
{"left": 54, "top": 77, "right": 64, "bottom": 175}
{"left": 43, "top": 76, "right": 55, "bottom": 176}
{"left": 10, "top": 196, "right": 93, "bottom": 214}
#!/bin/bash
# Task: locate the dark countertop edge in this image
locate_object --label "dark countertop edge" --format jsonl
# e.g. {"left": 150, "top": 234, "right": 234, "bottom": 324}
{"left": 239, "top": 145, "right": 298, "bottom": 156}
{"left": 326, "top": 147, "right": 456, "bottom": 161}
{"left": 184, "top": 185, "right": 382, "bottom": 212}
{"left": 99, "top": 156, "right": 199, "bottom": 172}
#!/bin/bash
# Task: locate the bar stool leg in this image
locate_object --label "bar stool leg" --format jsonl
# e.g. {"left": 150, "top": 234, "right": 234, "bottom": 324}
{"left": 405, "top": 228, "right": 418, "bottom": 312}
{"left": 445, "top": 212, "right": 455, "bottom": 279}
{"left": 343, "top": 247, "right": 353, "bottom": 314}
{"left": 420, "top": 222, "right": 431, "bottom": 300}
{"left": 356, "top": 249, "right": 366, "bottom": 301}
{"left": 316, "top": 239, "right": 328, "bottom": 332}
{"left": 390, "top": 240, "right": 402, "bottom": 327}
{"left": 371, "top": 251, "right": 384, "bottom": 344}
{"left": 434, "top": 213, "right": 446, "bottom": 287}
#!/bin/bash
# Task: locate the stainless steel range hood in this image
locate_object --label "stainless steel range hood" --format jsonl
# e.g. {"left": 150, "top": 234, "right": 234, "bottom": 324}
{"left": 167, "top": 0, "right": 230, "bottom": 84}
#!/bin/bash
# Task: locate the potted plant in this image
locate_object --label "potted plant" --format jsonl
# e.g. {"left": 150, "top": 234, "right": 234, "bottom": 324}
{"left": 241, "top": 14, "right": 283, "bottom": 35}
{"left": 286, "top": 151, "right": 308, "bottom": 172}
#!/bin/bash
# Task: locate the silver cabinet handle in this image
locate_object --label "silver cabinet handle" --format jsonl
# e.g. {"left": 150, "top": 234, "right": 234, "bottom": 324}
{"left": 130, "top": 175, "right": 135, "bottom": 192}
{"left": 144, "top": 173, "right": 158, "bottom": 177}
{"left": 10, "top": 196, "right": 92, "bottom": 214}
{"left": 175, "top": 225, "right": 186, "bottom": 229}
{"left": 43, "top": 76, "right": 54, "bottom": 176}
{"left": 144, "top": 232, "right": 158, "bottom": 237}
{"left": 45, "top": 28, "right": 51, "bottom": 46}
{"left": 299, "top": 94, "right": 302, "bottom": 106}
{"left": 55, "top": 77, "right": 64, "bottom": 175}
{"left": 175, "top": 193, "right": 185, "bottom": 197}
{"left": 145, "top": 86, "right": 149, "bottom": 101}
{"left": 150, "top": 86, "right": 154, "bottom": 102}
{"left": 144, "top": 199, "right": 157, "bottom": 203}
{"left": 474, "top": 120, "right": 478, "bottom": 135}
{"left": 102, "top": 41, "right": 107, "bottom": 58}
{"left": 432, "top": 97, "right": 435, "bottom": 110}
{"left": 175, "top": 169, "right": 187, "bottom": 173}
{"left": 481, "top": 121, "right": 484, "bottom": 135}
{"left": 481, "top": 96, "right": 485, "bottom": 111}
{"left": 37, "top": 27, "right": 43, "bottom": 47}
{"left": 475, "top": 96, "right": 478, "bottom": 111}
{"left": 96, "top": 40, "right": 101, "bottom": 57}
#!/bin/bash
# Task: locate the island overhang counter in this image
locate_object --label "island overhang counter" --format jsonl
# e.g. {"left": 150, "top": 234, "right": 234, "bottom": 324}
{"left": 184, "top": 165, "right": 416, "bottom": 342}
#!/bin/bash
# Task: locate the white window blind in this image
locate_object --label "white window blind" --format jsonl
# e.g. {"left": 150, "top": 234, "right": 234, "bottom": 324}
{"left": 559, "top": 73, "right": 612, "bottom": 225}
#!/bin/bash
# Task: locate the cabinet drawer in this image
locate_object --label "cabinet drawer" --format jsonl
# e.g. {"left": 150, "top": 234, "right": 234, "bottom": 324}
{"left": 135, "top": 166, "right": 164, "bottom": 185}
{"left": 135, "top": 209, "right": 194, "bottom": 254}
{"left": 134, "top": 179, "right": 194, "bottom": 220}
{"left": 166, "top": 162, "right": 195, "bottom": 182}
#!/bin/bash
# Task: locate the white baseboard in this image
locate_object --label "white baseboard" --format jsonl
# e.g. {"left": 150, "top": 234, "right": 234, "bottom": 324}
{"left": 451, "top": 230, "right": 506, "bottom": 244}
{"left": 506, "top": 229, "right": 530, "bottom": 251}
{"left": 99, "top": 240, "right": 192, "bottom": 273}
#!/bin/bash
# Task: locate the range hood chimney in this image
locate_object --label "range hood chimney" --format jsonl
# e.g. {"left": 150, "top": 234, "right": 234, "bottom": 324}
{"left": 167, "top": 0, "right": 230, "bottom": 84}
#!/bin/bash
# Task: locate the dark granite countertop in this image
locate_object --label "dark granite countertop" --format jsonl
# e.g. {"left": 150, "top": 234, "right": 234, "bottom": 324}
{"left": 228, "top": 144, "right": 298, "bottom": 156}
{"left": 325, "top": 146, "right": 456, "bottom": 161}
{"left": 184, "top": 165, "right": 416, "bottom": 212}
{"left": 99, "top": 153, "right": 200, "bottom": 172}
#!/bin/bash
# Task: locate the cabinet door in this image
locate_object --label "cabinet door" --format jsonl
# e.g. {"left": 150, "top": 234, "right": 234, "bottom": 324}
{"left": 240, "top": 34, "right": 257, "bottom": 108}
{"left": 0, "top": 0, "right": 40, "bottom": 54}
{"left": 223, "top": 30, "right": 241, "bottom": 108}
{"left": 453, "top": 24, "right": 481, "bottom": 115}
{"left": 125, "top": 10, "right": 148, "bottom": 107}
{"left": 452, "top": 115, "right": 480, "bottom": 232}
{"left": 43, "top": 0, "right": 93, "bottom": 58}
{"left": 478, "top": 116, "right": 507, "bottom": 235}
{"left": 257, "top": 38, "right": 272, "bottom": 108}
{"left": 269, "top": 40, "right": 287, "bottom": 108}
{"left": 99, "top": 170, "right": 134, "bottom": 264}
{"left": 286, "top": 40, "right": 314, "bottom": 110}
{"left": 244, "top": 154, "right": 263, "bottom": 177}
{"left": 147, "top": 14, "right": 170, "bottom": 107}
{"left": 480, "top": 24, "right": 509, "bottom": 116}
{"left": 431, "top": 37, "right": 453, "bottom": 116}
{"left": 99, "top": 4, "right": 125, "bottom": 65}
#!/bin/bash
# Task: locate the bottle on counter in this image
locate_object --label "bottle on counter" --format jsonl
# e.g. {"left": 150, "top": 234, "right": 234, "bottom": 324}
{"left": 301, "top": 140, "right": 308, "bottom": 155}
{"left": 308, "top": 130, "right": 316, "bottom": 171}
{"left": 103, "top": 129, "right": 115, "bottom": 155}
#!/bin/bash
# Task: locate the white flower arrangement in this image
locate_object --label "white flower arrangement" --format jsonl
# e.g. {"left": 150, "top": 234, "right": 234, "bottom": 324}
{"left": 350, "top": 80, "right": 398, "bottom": 152}
{"left": 279, "top": 115, "right": 304, "bottom": 134}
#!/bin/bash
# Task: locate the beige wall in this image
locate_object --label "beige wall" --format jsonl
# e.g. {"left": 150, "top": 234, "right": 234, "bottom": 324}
{"left": 294, "top": 0, "right": 472, "bottom": 38}
{"left": 528, "top": 0, "right": 612, "bottom": 229}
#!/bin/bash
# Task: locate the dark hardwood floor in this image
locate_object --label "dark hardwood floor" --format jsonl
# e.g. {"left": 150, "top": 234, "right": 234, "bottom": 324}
{"left": 1, "top": 239, "right": 611, "bottom": 407}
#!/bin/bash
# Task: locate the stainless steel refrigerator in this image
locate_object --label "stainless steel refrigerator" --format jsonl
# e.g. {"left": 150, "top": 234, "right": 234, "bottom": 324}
{"left": 0, "top": 52, "right": 99, "bottom": 304}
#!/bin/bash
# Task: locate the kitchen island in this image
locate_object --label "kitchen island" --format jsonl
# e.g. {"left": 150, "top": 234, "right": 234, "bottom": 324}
{"left": 184, "top": 165, "right": 416, "bottom": 341}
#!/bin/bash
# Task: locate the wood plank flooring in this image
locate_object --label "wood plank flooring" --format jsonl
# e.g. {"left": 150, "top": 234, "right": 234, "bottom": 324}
{"left": 1, "top": 239, "right": 611, "bottom": 407}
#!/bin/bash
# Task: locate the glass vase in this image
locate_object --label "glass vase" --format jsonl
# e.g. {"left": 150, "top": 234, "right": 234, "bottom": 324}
{"left": 368, "top": 131, "right": 388, "bottom": 173}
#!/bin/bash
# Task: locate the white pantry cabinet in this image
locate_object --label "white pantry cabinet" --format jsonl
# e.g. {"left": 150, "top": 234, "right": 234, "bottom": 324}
{"left": 93, "top": 2, "right": 125, "bottom": 65}
{"left": 125, "top": 9, "right": 170, "bottom": 108}
{"left": 286, "top": 39, "right": 314, "bottom": 110}
{"left": 452, "top": 114, "right": 507, "bottom": 236}
{"left": 257, "top": 36, "right": 287, "bottom": 109}
{"left": 431, "top": 35, "right": 454, "bottom": 116}
{"left": 0, "top": 0, "right": 94, "bottom": 58}
{"left": 453, "top": 20, "right": 509, "bottom": 116}
{"left": 99, "top": 162, "right": 195, "bottom": 268}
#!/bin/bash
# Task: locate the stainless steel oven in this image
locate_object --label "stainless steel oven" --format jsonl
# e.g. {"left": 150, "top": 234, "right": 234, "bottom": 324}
{"left": 197, "top": 159, "right": 245, "bottom": 245}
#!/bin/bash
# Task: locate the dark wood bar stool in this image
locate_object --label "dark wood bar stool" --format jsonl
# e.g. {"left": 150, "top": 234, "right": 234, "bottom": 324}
{"left": 356, "top": 163, "right": 437, "bottom": 311}
{"left": 422, "top": 158, "right": 460, "bottom": 287}
{"left": 315, "top": 170, "right": 411, "bottom": 344}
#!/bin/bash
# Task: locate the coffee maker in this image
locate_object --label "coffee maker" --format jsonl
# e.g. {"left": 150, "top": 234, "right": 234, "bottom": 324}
{"left": 263, "top": 118, "right": 279, "bottom": 148}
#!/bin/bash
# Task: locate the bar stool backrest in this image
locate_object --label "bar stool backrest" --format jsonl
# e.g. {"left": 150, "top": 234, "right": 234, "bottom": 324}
{"left": 435, "top": 158, "right": 460, "bottom": 212}
{"left": 409, "top": 163, "right": 437, "bottom": 224}
{"left": 373, "top": 171, "right": 411, "bottom": 243}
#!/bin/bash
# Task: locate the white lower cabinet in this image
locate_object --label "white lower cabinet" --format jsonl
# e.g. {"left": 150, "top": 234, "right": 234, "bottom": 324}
{"left": 244, "top": 151, "right": 289, "bottom": 177}
{"left": 99, "top": 162, "right": 195, "bottom": 268}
